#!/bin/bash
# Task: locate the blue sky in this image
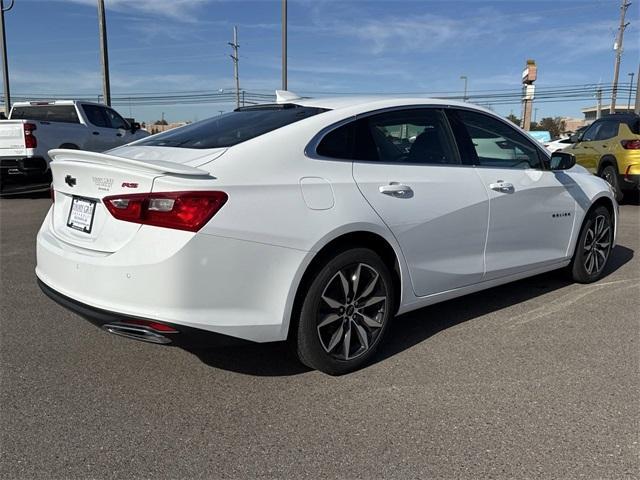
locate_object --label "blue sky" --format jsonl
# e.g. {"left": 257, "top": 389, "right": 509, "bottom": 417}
{"left": 2, "top": 0, "right": 639, "bottom": 123}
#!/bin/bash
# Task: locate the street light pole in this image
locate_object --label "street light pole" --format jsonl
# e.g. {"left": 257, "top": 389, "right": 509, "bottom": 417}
{"left": 97, "top": 0, "right": 111, "bottom": 106}
{"left": 0, "top": 0, "right": 14, "bottom": 117}
{"left": 460, "top": 76, "right": 468, "bottom": 102}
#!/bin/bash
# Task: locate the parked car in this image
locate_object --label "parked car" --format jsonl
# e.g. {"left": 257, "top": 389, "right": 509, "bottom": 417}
{"left": 544, "top": 136, "right": 574, "bottom": 153}
{"left": 36, "top": 94, "right": 617, "bottom": 375}
{"left": 528, "top": 130, "right": 552, "bottom": 143}
{"left": 567, "top": 113, "right": 640, "bottom": 201}
{"left": 0, "top": 100, "right": 149, "bottom": 194}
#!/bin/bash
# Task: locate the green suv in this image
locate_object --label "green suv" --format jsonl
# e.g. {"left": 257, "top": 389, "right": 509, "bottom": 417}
{"left": 567, "top": 113, "right": 640, "bottom": 201}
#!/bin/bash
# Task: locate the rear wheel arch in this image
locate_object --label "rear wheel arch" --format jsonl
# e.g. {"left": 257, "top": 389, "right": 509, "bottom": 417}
{"left": 287, "top": 231, "right": 402, "bottom": 341}
{"left": 597, "top": 155, "right": 618, "bottom": 175}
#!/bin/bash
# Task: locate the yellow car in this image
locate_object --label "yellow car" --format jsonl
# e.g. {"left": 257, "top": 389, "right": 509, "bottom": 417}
{"left": 566, "top": 113, "right": 640, "bottom": 201}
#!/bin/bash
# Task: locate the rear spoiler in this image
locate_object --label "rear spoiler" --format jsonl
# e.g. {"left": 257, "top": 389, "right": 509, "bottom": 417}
{"left": 48, "top": 149, "right": 210, "bottom": 176}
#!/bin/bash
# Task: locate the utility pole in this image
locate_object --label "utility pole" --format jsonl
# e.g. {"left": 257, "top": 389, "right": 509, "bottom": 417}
{"left": 0, "top": 0, "right": 14, "bottom": 117}
{"left": 596, "top": 87, "right": 603, "bottom": 119}
{"left": 229, "top": 26, "right": 240, "bottom": 109}
{"left": 610, "top": 0, "right": 631, "bottom": 114}
{"left": 282, "top": 0, "right": 287, "bottom": 90}
{"left": 460, "top": 75, "right": 468, "bottom": 102}
{"left": 534, "top": 108, "right": 538, "bottom": 123}
{"left": 627, "top": 72, "right": 635, "bottom": 111}
{"left": 97, "top": 0, "right": 111, "bottom": 106}
{"left": 635, "top": 63, "right": 640, "bottom": 114}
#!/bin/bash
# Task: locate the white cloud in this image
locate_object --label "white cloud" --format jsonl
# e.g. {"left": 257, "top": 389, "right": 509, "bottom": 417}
{"left": 63, "top": 0, "right": 212, "bottom": 23}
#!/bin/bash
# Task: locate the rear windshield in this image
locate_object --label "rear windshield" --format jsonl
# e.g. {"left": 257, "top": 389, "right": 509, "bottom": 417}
{"left": 11, "top": 105, "right": 79, "bottom": 123}
{"left": 136, "top": 104, "right": 327, "bottom": 149}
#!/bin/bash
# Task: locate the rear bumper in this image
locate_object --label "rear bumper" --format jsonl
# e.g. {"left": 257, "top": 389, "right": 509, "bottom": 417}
{"left": 0, "top": 156, "right": 50, "bottom": 194}
{"left": 619, "top": 173, "right": 640, "bottom": 191}
{"left": 36, "top": 207, "right": 308, "bottom": 343}
{"left": 37, "top": 279, "right": 250, "bottom": 348}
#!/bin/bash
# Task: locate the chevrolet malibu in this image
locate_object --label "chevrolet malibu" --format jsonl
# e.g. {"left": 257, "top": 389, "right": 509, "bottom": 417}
{"left": 36, "top": 94, "right": 617, "bottom": 375}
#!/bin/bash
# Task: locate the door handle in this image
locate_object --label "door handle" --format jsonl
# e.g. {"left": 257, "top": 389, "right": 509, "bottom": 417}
{"left": 92, "top": 131, "right": 100, "bottom": 135}
{"left": 602, "top": 144, "right": 607, "bottom": 148}
{"left": 379, "top": 183, "right": 413, "bottom": 198}
{"left": 489, "top": 181, "right": 515, "bottom": 193}
{"left": 116, "top": 133, "right": 122, "bottom": 137}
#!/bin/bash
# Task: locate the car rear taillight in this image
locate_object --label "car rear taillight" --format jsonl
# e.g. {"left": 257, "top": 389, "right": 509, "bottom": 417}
{"left": 24, "top": 123, "right": 37, "bottom": 148}
{"left": 103, "top": 191, "right": 227, "bottom": 232}
{"left": 620, "top": 139, "right": 640, "bottom": 149}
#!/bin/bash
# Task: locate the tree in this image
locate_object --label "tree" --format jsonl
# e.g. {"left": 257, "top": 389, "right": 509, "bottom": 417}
{"left": 506, "top": 113, "right": 521, "bottom": 126}
{"left": 532, "top": 117, "right": 566, "bottom": 138}
{"left": 154, "top": 119, "right": 168, "bottom": 126}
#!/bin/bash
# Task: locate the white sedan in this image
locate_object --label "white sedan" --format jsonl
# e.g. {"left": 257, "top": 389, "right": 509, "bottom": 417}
{"left": 36, "top": 94, "right": 617, "bottom": 374}
{"left": 544, "top": 136, "right": 574, "bottom": 153}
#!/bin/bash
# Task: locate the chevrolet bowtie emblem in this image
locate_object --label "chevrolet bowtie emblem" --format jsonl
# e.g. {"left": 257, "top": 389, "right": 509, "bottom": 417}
{"left": 65, "top": 175, "right": 77, "bottom": 187}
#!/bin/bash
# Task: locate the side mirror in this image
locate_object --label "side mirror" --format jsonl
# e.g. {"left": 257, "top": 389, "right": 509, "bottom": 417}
{"left": 130, "top": 122, "right": 141, "bottom": 133}
{"left": 569, "top": 133, "right": 582, "bottom": 143}
{"left": 550, "top": 152, "right": 576, "bottom": 171}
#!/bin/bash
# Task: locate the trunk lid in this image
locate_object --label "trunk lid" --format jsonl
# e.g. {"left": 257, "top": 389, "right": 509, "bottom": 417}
{"left": 0, "top": 120, "right": 27, "bottom": 157}
{"left": 106, "top": 145, "right": 228, "bottom": 168}
{"left": 48, "top": 148, "right": 212, "bottom": 252}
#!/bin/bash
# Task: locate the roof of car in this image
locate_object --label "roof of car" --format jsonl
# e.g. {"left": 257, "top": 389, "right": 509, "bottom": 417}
{"left": 11, "top": 100, "right": 105, "bottom": 107}
{"left": 290, "top": 95, "right": 480, "bottom": 112}
{"left": 594, "top": 112, "right": 640, "bottom": 121}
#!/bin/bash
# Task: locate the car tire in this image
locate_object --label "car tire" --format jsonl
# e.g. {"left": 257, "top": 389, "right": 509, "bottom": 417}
{"left": 294, "top": 248, "right": 395, "bottom": 375}
{"left": 600, "top": 164, "right": 623, "bottom": 202}
{"left": 569, "top": 205, "right": 613, "bottom": 283}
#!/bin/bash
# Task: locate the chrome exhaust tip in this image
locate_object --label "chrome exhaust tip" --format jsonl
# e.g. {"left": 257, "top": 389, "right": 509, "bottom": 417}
{"left": 102, "top": 323, "right": 172, "bottom": 344}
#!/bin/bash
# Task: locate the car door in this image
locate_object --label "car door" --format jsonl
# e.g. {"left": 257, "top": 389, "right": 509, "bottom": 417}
{"left": 102, "top": 107, "right": 135, "bottom": 147}
{"left": 569, "top": 121, "right": 602, "bottom": 173}
{"left": 81, "top": 104, "right": 126, "bottom": 152}
{"left": 591, "top": 119, "right": 620, "bottom": 163}
{"left": 344, "top": 107, "right": 489, "bottom": 297}
{"left": 447, "top": 108, "right": 577, "bottom": 280}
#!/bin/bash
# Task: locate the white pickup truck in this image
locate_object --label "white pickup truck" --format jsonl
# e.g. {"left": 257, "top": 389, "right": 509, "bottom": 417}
{"left": 0, "top": 100, "right": 149, "bottom": 194}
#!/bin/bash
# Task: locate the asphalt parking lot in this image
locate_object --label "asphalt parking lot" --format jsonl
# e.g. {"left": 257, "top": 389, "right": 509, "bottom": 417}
{"left": 1, "top": 195, "right": 638, "bottom": 479}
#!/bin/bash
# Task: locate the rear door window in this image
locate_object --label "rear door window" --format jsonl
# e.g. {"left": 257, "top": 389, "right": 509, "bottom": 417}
{"left": 362, "top": 108, "right": 460, "bottom": 164}
{"left": 138, "top": 104, "right": 327, "bottom": 149}
{"left": 594, "top": 120, "right": 619, "bottom": 140}
{"left": 10, "top": 105, "right": 79, "bottom": 123}
{"left": 316, "top": 108, "right": 460, "bottom": 165}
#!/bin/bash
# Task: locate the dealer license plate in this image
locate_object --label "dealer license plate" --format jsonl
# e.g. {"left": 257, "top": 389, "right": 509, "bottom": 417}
{"left": 67, "top": 196, "right": 97, "bottom": 234}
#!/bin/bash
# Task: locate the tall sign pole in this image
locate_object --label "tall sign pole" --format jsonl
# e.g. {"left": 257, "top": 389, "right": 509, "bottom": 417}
{"left": 282, "top": 0, "right": 287, "bottom": 90}
{"left": 97, "top": 0, "right": 111, "bottom": 106}
{"left": 0, "top": 0, "right": 14, "bottom": 117}
{"left": 521, "top": 59, "right": 537, "bottom": 131}
{"left": 610, "top": 0, "right": 631, "bottom": 114}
